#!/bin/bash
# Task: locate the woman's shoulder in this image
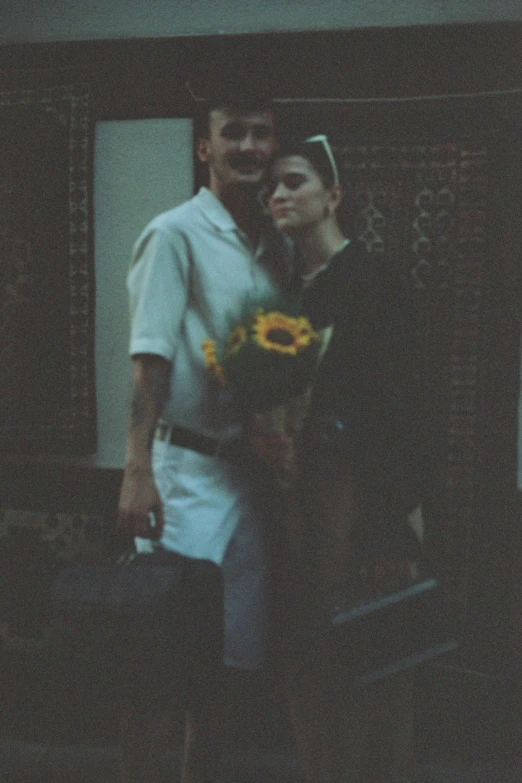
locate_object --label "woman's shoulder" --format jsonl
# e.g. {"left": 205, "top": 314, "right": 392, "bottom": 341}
{"left": 341, "top": 241, "right": 411, "bottom": 296}
{"left": 327, "top": 239, "right": 384, "bottom": 292}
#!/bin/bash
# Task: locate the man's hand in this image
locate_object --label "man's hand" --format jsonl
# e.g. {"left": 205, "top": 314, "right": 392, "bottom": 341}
{"left": 117, "top": 467, "right": 164, "bottom": 540}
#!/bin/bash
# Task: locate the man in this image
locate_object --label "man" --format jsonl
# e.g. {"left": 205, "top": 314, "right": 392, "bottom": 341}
{"left": 117, "top": 88, "right": 285, "bottom": 783}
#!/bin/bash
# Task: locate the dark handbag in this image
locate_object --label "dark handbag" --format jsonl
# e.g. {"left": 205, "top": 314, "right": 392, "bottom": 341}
{"left": 50, "top": 549, "right": 223, "bottom": 708}
{"left": 331, "top": 576, "right": 458, "bottom": 684}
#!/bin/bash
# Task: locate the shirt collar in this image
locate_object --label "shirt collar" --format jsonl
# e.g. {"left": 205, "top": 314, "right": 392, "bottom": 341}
{"left": 194, "top": 187, "right": 294, "bottom": 285}
{"left": 195, "top": 187, "right": 239, "bottom": 232}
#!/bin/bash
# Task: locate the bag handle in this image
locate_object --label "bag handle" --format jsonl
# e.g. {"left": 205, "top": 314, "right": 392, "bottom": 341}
{"left": 106, "top": 528, "right": 137, "bottom": 562}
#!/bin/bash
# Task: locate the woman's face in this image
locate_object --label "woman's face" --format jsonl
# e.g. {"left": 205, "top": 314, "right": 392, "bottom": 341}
{"left": 267, "top": 155, "right": 334, "bottom": 235}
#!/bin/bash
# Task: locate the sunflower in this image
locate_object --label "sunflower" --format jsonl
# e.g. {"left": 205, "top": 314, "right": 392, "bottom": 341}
{"left": 295, "top": 316, "right": 321, "bottom": 348}
{"left": 252, "top": 311, "right": 319, "bottom": 356}
{"left": 201, "top": 339, "right": 228, "bottom": 386}
{"left": 225, "top": 324, "right": 248, "bottom": 358}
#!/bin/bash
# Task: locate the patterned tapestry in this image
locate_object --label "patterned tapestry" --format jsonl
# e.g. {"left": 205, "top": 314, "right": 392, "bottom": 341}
{"left": 0, "top": 82, "right": 95, "bottom": 453}
{"left": 329, "top": 138, "right": 489, "bottom": 614}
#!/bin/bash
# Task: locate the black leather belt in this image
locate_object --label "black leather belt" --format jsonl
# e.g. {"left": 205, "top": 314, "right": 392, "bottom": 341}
{"left": 155, "top": 424, "right": 221, "bottom": 456}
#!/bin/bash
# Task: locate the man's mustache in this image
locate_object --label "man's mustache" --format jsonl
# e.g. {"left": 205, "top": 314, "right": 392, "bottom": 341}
{"left": 229, "top": 153, "right": 265, "bottom": 170}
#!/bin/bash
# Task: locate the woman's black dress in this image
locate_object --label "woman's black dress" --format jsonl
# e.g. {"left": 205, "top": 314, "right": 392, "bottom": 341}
{"left": 297, "top": 239, "right": 431, "bottom": 558}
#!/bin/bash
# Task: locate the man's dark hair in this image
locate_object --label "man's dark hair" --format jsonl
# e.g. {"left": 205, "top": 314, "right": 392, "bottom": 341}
{"left": 194, "top": 82, "right": 275, "bottom": 139}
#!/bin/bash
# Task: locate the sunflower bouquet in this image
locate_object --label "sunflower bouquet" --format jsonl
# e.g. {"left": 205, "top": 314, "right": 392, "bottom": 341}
{"left": 202, "top": 298, "right": 332, "bottom": 491}
{"left": 202, "top": 299, "right": 322, "bottom": 414}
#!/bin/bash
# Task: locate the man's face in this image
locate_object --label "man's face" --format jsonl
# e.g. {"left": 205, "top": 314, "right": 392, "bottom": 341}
{"left": 197, "top": 108, "right": 277, "bottom": 195}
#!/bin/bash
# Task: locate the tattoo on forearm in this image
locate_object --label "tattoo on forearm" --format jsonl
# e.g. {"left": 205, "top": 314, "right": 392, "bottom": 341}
{"left": 145, "top": 427, "right": 155, "bottom": 452}
{"left": 129, "top": 362, "right": 169, "bottom": 447}
{"left": 129, "top": 383, "right": 149, "bottom": 430}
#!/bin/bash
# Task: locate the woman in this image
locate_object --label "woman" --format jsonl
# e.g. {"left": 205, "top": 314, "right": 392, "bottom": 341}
{"left": 264, "top": 136, "right": 429, "bottom": 783}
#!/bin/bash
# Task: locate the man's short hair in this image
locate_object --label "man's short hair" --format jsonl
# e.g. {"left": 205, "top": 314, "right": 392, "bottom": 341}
{"left": 194, "top": 82, "right": 275, "bottom": 139}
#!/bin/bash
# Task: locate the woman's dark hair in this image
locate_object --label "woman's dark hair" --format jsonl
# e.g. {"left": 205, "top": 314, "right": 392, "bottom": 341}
{"left": 274, "top": 135, "right": 340, "bottom": 189}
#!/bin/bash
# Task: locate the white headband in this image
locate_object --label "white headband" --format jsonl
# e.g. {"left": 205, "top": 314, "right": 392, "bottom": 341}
{"left": 305, "top": 134, "right": 340, "bottom": 187}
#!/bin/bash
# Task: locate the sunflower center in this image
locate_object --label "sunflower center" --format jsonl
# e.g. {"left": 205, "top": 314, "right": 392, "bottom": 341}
{"left": 266, "top": 328, "right": 295, "bottom": 346}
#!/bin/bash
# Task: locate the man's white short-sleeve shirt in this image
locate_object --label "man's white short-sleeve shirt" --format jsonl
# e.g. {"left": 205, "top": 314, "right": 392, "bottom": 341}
{"left": 128, "top": 186, "right": 282, "bottom": 439}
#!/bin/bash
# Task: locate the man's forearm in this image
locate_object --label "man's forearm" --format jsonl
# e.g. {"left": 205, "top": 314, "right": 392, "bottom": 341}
{"left": 118, "top": 354, "right": 171, "bottom": 537}
{"left": 124, "top": 354, "right": 171, "bottom": 472}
